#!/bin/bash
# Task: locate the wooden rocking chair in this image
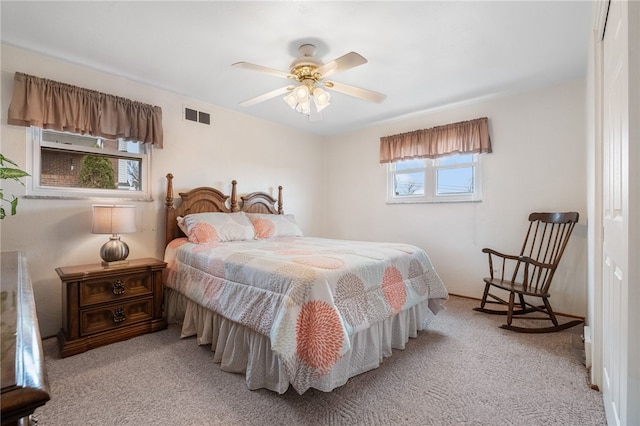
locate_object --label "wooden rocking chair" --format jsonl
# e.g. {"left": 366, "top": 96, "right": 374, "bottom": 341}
{"left": 473, "top": 212, "right": 583, "bottom": 333}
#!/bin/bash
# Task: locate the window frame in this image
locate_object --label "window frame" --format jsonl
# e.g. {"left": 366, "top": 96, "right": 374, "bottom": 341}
{"left": 386, "top": 153, "right": 482, "bottom": 204}
{"left": 25, "top": 127, "right": 153, "bottom": 201}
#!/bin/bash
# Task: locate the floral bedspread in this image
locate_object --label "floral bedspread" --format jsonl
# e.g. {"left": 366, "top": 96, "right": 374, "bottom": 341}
{"left": 164, "top": 236, "right": 448, "bottom": 392}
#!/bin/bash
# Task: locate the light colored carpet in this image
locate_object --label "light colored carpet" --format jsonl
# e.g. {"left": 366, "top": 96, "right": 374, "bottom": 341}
{"left": 35, "top": 296, "right": 606, "bottom": 426}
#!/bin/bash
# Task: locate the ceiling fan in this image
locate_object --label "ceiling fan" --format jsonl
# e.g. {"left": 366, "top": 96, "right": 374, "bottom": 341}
{"left": 232, "top": 44, "right": 386, "bottom": 118}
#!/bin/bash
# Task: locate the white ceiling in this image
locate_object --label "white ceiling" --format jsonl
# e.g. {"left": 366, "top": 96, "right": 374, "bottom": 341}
{"left": 1, "top": 1, "right": 592, "bottom": 136}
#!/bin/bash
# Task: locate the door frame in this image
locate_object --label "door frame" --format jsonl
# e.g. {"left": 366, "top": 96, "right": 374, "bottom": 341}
{"left": 588, "top": 0, "right": 608, "bottom": 392}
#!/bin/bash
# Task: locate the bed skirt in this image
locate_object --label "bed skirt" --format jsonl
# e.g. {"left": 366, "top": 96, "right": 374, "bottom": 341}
{"left": 165, "top": 287, "right": 445, "bottom": 394}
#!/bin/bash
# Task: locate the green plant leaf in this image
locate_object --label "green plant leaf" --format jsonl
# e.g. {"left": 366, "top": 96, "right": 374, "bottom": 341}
{"left": 10, "top": 198, "right": 18, "bottom": 216}
{"left": 0, "top": 154, "right": 19, "bottom": 167}
{"left": 0, "top": 154, "right": 28, "bottom": 219}
{"left": 11, "top": 198, "right": 18, "bottom": 216}
{"left": 0, "top": 167, "right": 30, "bottom": 181}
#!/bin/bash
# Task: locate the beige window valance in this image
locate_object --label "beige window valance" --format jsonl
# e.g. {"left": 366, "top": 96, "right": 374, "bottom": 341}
{"left": 7, "top": 72, "right": 163, "bottom": 148}
{"left": 379, "top": 117, "right": 491, "bottom": 163}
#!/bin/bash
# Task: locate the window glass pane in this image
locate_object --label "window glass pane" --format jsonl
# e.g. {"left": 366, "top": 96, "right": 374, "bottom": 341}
{"left": 39, "top": 130, "right": 144, "bottom": 192}
{"left": 387, "top": 153, "right": 481, "bottom": 204}
{"left": 394, "top": 171, "right": 425, "bottom": 196}
{"left": 437, "top": 166, "right": 474, "bottom": 194}
{"left": 437, "top": 153, "right": 473, "bottom": 166}
{"left": 395, "top": 158, "right": 425, "bottom": 171}
{"left": 117, "top": 158, "right": 142, "bottom": 190}
{"left": 40, "top": 150, "right": 143, "bottom": 191}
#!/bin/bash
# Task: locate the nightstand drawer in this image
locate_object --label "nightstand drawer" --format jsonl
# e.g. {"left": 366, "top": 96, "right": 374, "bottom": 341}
{"left": 80, "top": 272, "right": 152, "bottom": 307}
{"left": 80, "top": 297, "right": 153, "bottom": 336}
{"left": 57, "top": 258, "right": 167, "bottom": 357}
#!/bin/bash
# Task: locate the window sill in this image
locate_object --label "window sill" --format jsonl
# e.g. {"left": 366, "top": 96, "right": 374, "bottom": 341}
{"left": 386, "top": 198, "right": 482, "bottom": 204}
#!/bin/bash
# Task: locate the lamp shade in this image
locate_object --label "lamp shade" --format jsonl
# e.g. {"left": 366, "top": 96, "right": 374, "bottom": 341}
{"left": 313, "top": 88, "right": 331, "bottom": 112}
{"left": 292, "top": 84, "right": 310, "bottom": 102}
{"left": 91, "top": 205, "right": 136, "bottom": 235}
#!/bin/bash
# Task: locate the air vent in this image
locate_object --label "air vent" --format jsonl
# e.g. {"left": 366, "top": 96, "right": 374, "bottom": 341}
{"left": 184, "top": 107, "right": 211, "bottom": 125}
{"left": 184, "top": 107, "right": 198, "bottom": 122}
{"left": 198, "top": 111, "right": 210, "bottom": 125}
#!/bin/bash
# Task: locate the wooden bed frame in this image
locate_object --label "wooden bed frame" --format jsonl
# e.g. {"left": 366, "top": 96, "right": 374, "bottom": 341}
{"left": 164, "top": 173, "right": 283, "bottom": 247}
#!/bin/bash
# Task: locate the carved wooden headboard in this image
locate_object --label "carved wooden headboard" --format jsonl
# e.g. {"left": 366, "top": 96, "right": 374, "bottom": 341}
{"left": 164, "top": 173, "right": 283, "bottom": 247}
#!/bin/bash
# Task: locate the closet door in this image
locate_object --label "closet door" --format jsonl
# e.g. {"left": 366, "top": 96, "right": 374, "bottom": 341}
{"left": 601, "top": 1, "right": 639, "bottom": 424}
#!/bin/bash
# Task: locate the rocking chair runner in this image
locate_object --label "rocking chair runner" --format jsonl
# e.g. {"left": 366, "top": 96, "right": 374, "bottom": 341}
{"left": 473, "top": 212, "right": 583, "bottom": 333}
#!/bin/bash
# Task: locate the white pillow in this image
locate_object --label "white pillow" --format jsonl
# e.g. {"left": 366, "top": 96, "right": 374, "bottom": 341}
{"left": 246, "top": 213, "right": 303, "bottom": 238}
{"left": 176, "top": 216, "right": 188, "bottom": 235}
{"left": 182, "top": 212, "right": 255, "bottom": 243}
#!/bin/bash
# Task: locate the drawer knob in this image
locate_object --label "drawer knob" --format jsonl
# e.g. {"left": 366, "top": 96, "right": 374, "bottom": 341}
{"left": 112, "top": 280, "right": 125, "bottom": 295}
{"left": 113, "top": 307, "right": 126, "bottom": 323}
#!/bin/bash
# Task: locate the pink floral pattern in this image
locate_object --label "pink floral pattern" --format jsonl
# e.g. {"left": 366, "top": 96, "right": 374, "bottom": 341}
{"left": 247, "top": 213, "right": 304, "bottom": 238}
{"left": 164, "top": 236, "right": 448, "bottom": 393}
{"left": 382, "top": 266, "right": 407, "bottom": 315}
{"left": 183, "top": 212, "right": 255, "bottom": 243}
{"left": 296, "top": 301, "right": 344, "bottom": 371}
{"left": 252, "top": 217, "right": 275, "bottom": 238}
{"left": 189, "top": 222, "right": 219, "bottom": 244}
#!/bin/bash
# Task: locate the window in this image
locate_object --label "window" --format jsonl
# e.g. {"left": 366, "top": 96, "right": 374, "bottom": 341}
{"left": 387, "top": 153, "right": 481, "bottom": 203}
{"left": 26, "top": 127, "right": 151, "bottom": 200}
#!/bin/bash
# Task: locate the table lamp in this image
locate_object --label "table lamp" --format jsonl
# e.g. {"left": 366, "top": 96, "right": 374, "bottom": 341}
{"left": 92, "top": 205, "right": 136, "bottom": 266}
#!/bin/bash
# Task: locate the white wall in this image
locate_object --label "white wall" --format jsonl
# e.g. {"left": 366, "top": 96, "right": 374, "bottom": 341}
{"left": 323, "top": 80, "right": 587, "bottom": 317}
{"left": 1, "top": 44, "right": 589, "bottom": 338}
{"left": 0, "top": 45, "right": 325, "bottom": 337}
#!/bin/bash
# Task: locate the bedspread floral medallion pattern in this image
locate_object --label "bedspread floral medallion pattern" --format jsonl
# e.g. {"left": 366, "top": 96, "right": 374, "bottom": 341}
{"left": 164, "top": 237, "right": 448, "bottom": 393}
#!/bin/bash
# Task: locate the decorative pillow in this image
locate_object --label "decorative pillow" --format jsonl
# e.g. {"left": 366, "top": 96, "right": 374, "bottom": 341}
{"left": 176, "top": 216, "right": 188, "bottom": 235}
{"left": 182, "top": 212, "right": 255, "bottom": 243}
{"left": 246, "top": 213, "right": 304, "bottom": 238}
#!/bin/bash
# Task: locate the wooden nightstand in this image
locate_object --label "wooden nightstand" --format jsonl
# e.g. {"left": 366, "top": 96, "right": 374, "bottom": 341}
{"left": 56, "top": 258, "right": 167, "bottom": 357}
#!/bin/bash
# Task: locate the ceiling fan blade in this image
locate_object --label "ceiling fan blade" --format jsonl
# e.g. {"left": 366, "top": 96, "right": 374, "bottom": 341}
{"left": 316, "top": 52, "right": 367, "bottom": 78}
{"left": 324, "top": 81, "right": 386, "bottom": 103}
{"left": 232, "top": 62, "right": 293, "bottom": 80}
{"left": 238, "top": 86, "right": 293, "bottom": 107}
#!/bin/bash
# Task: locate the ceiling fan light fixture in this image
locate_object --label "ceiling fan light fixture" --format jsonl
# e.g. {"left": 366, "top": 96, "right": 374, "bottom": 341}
{"left": 313, "top": 87, "right": 331, "bottom": 112}
{"left": 292, "top": 84, "right": 310, "bottom": 102}
{"left": 234, "top": 43, "right": 385, "bottom": 120}
{"left": 283, "top": 90, "right": 311, "bottom": 115}
{"left": 284, "top": 84, "right": 331, "bottom": 115}
{"left": 283, "top": 91, "right": 297, "bottom": 108}
{"left": 298, "top": 100, "right": 311, "bottom": 115}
